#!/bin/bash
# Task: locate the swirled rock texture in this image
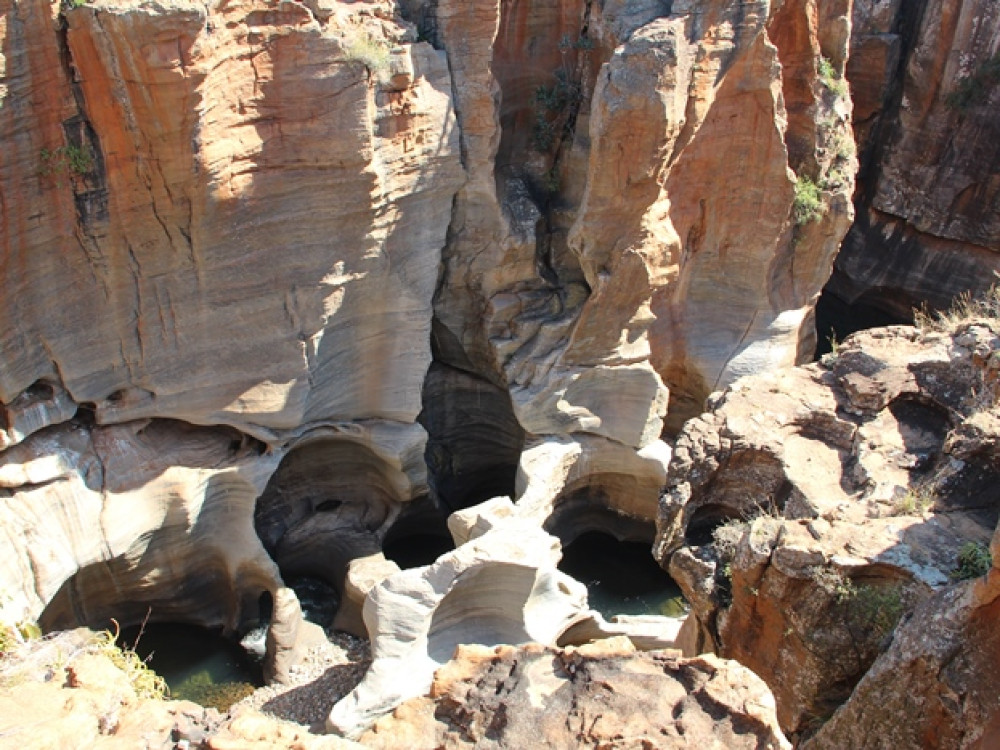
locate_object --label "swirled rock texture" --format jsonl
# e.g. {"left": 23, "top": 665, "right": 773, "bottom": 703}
{"left": 655, "top": 306, "right": 1000, "bottom": 737}
{"left": 0, "top": 418, "right": 281, "bottom": 633}
{"left": 326, "top": 519, "right": 592, "bottom": 738}
{"left": 360, "top": 639, "right": 791, "bottom": 749}
{"left": 0, "top": 0, "right": 462, "bottom": 445}
{"left": 827, "top": 0, "right": 1000, "bottom": 323}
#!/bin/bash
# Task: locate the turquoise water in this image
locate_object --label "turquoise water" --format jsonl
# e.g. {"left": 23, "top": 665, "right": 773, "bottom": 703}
{"left": 559, "top": 532, "right": 689, "bottom": 619}
{"left": 120, "top": 623, "right": 263, "bottom": 703}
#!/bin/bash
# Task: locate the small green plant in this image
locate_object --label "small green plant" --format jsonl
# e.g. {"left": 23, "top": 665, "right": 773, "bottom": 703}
{"left": 953, "top": 541, "right": 992, "bottom": 580}
{"left": 817, "top": 57, "right": 848, "bottom": 97}
{"left": 892, "top": 484, "right": 936, "bottom": 516}
{"left": 344, "top": 31, "right": 391, "bottom": 77}
{"left": 793, "top": 175, "right": 825, "bottom": 225}
{"left": 946, "top": 54, "right": 1000, "bottom": 112}
{"left": 39, "top": 144, "right": 94, "bottom": 177}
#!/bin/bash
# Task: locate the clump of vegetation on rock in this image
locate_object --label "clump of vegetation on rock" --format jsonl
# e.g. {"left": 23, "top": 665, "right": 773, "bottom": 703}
{"left": 91, "top": 626, "right": 169, "bottom": 700}
{"left": 817, "top": 56, "right": 848, "bottom": 97}
{"left": 953, "top": 541, "right": 993, "bottom": 581}
{"left": 343, "top": 31, "right": 391, "bottom": 78}
{"left": 946, "top": 54, "right": 1000, "bottom": 112}
{"left": 892, "top": 483, "right": 936, "bottom": 516}
{"left": 914, "top": 283, "right": 1000, "bottom": 334}
{"left": 793, "top": 175, "right": 825, "bottom": 225}
{"left": 38, "top": 144, "right": 93, "bottom": 177}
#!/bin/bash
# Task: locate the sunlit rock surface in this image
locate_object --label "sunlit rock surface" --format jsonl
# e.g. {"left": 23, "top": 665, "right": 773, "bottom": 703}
{"left": 360, "top": 639, "right": 791, "bottom": 749}
{"left": 656, "top": 317, "right": 1000, "bottom": 736}
{"left": 326, "top": 521, "right": 591, "bottom": 738}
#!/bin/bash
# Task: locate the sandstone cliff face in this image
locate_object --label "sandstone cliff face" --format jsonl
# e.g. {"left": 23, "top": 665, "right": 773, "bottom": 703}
{"left": 827, "top": 0, "right": 1000, "bottom": 323}
{"left": 656, "top": 306, "right": 1000, "bottom": 737}
{"left": 427, "top": 0, "right": 856, "bottom": 434}
{"left": 1, "top": 0, "right": 857, "bottom": 643}
{"left": 1, "top": 0, "right": 462, "bottom": 443}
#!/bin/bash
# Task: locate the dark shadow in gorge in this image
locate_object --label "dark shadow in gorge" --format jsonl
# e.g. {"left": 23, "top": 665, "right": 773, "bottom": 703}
{"left": 382, "top": 495, "right": 455, "bottom": 569}
{"left": 254, "top": 438, "right": 402, "bottom": 611}
{"left": 419, "top": 361, "right": 525, "bottom": 513}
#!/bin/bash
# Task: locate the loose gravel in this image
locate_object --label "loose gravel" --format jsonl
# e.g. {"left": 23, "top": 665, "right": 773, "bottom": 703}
{"left": 235, "top": 631, "right": 371, "bottom": 732}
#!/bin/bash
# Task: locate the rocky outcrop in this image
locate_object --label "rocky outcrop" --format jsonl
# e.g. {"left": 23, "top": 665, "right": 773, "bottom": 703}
{"left": 827, "top": 0, "right": 1000, "bottom": 323}
{"left": 655, "top": 308, "right": 1000, "bottom": 736}
{"left": 803, "top": 521, "right": 1000, "bottom": 749}
{"left": 360, "top": 639, "right": 791, "bottom": 749}
{"left": 326, "top": 518, "right": 592, "bottom": 738}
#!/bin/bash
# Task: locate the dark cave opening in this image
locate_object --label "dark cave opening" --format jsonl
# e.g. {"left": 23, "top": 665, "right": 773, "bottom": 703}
{"left": 382, "top": 496, "right": 456, "bottom": 569}
{"left": 814, "top": 284, "right": 911, "bottom": 357}
{"left": 558, "top": 530, "right": 687, "bottom": 619}
{"left": 253, "top": 437, "right": 402, "bottom": 618}
{"left": 684, "top": 503, "right": 747, "bottom": 547}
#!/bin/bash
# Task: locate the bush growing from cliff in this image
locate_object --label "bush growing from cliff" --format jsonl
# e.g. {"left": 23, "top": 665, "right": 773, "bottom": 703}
{"left": 38, "top": 144, "right": 93, "bottom": 177}
{"left": 344, "top": 32, "right": 391, "bottom": 78}
{"left": 946, "top": 54, "right": 1000, "bottom": 112}
{"left": 953, "top": 541, "right": 992, "bottom": 580}
{"left": 817, "top": 57, "right": 848, "bottom": 97}
{"left": 793, "top": 176, "right": 825, "bottom": 225}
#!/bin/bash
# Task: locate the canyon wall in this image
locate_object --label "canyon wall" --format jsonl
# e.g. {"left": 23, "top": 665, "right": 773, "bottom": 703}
{"left": 825, "top": 0, "right": 1000, "bottom": 326}
{"left": 1, "top": 0, "right": 855, "bottom": 634}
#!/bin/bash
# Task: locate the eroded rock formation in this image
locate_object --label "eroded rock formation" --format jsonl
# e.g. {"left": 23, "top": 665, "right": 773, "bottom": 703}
{"left": 656, "top": 310, "right": 1000, "bottom": 736}
{"left": 326, "top": 517, "right": 591, "bottom": 738}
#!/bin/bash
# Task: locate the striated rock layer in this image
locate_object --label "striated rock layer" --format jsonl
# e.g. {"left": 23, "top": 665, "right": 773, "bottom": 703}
{"left": 1, "top": 0, "right": 462, "bottom": 444}
{"left": 827, "top": 0, "right": 1000, "bottom": 323}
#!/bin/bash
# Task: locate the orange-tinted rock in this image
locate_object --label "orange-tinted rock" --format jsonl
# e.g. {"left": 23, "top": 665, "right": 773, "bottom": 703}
{"left": 1, "top": 0, "right": 462, "bottom": 442}
{"left": 360, "top": 640, "right": 791, "bottom": 749}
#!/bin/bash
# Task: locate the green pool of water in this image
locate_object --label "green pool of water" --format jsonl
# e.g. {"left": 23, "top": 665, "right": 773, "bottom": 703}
{"left": 559, "top": 532, "right": 689, "bottom": 619}
{"left": 120, "top": 623, "right": 263, "bottom": 707}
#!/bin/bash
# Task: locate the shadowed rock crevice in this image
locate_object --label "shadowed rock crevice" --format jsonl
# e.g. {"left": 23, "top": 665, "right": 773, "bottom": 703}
{"left": 419, "top": 362, "right": 525, "bottom": 512}
{"left": 381, "top": 495, "right": 455, "bottom": 570}
{"left": 254, "top": 438, "right": 406, "bottom": 598}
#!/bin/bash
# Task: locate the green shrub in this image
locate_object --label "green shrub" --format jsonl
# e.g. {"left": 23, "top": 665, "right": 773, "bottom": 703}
{"left": 39, "top": 144, "right": 94, "bottom": 177}
{"left": 817, "top": 57, "right": 848, "bottom": 97}
{"left": 793, "top": 176, "right": 825, "bottom": 225}
{"left": 953, "top": 541, "right": 992, "bottom": 580}
{"left": 946, "top": 54, "right": 1000, "bottom": 112}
